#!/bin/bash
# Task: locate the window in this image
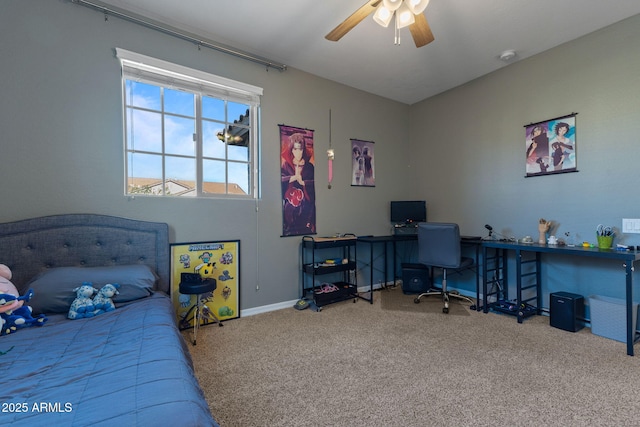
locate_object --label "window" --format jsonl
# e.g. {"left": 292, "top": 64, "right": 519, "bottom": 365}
{"left": 116, "top": 48, "right": 262, "bottom": 198}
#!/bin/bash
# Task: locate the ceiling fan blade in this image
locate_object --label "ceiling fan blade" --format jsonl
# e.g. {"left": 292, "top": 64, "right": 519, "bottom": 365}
{"left": 325, "top": 0, "right": 382, "bottom": 42}
{"left": 409, "top": 13, "right": 434, "bottom": 47}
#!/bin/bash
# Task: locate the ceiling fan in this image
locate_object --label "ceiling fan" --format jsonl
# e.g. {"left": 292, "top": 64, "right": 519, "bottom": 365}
{"left": 325, "top": 0, "right": 434, "bottom": 47}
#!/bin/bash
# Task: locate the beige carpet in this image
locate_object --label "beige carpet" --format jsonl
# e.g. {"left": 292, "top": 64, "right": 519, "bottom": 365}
{"left": 185, "top": 290, "right": 640, "bottom": 427}
{"left": 380, "top": 286, "right": 471, "bottom": 316}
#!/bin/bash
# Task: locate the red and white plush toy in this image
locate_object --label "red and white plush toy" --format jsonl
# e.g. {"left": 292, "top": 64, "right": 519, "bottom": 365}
{"left": 0, "top": 264, "right": 47, "bottom": 335}
{"left": 0, "top": 264, "right": 22, "bottom": 314}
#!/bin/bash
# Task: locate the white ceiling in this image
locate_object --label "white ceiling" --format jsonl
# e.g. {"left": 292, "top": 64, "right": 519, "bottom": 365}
{"left": 94, "top": 0, "right": 640, "bottom": 105}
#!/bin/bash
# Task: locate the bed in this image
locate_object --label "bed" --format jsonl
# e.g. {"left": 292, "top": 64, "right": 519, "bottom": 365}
{"left": 0, "top": 214, "right": 218, "bottom": 426}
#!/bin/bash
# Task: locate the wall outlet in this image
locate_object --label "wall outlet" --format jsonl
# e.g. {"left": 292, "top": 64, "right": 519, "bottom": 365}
{"left": 622, "top": 218, "right": 640, "bottom": 233}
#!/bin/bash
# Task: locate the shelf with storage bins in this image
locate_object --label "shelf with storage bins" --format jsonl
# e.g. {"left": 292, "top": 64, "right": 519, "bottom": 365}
{"left": 301, "top": 235, "right": 369, "bottom": 309}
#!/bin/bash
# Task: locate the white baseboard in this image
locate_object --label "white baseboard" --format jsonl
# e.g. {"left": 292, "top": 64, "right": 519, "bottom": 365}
{"left": 240, "top": 299, "right": 297, "bottom": 317}
{"left": 241, "top": 282, "right": 479, "bottom": 317}
{"left": 241, "top": 282, "right": 393, "bottom": 317}
{"left": 357, "top": 281, "right": 390, "bottom": 293}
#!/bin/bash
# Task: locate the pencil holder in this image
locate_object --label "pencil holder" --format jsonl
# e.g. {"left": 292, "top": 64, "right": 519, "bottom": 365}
{"left": 596, "top": 235, "right": 613, "bottom": 249}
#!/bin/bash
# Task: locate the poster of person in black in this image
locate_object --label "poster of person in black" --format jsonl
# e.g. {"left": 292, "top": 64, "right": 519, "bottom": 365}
{"left": 525, "top": 124, "right": 550, "bottom": 175}
{"left": 280, "top": 128, "right": 316, "bottom": 236}
{"left": 351, "top": 139, "right": 375, "bottom": 186}
{"left": 524, "top": 114, "right": 576, "bottom": 177}
{"left": 550, "top": 121, "right": 575, "bottom": 171}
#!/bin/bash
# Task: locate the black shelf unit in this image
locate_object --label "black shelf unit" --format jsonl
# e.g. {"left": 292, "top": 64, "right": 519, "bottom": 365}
{"left": 483, "top": 245, "right": 541, "bottom": 323}
{"left": 302, "top": 235, "right": 370, "bottom": 309}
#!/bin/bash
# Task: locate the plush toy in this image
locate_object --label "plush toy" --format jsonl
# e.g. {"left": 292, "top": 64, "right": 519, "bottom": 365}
{"left": 0, "top": 263, "right": 47, "bottom": 335}
{"left": 68, "top": 282, "right": 98, "bottom": 319}
{"left": 0, "top": 264, "right": 19, "bottom": 314}
{"left": 92, "top": 283, "right": 120, "bottom": 315}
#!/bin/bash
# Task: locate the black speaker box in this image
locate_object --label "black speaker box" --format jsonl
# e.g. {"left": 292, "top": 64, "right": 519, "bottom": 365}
{"left": 401, "top": 263, "right": 430, "bottom": 294}
{"left": 550, "top": 291, "right": 585, "bottom": 332}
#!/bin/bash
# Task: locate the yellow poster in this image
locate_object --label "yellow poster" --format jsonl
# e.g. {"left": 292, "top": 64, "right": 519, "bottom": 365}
{"left": 170, "top": 240, "right": 240, "bottom": 328}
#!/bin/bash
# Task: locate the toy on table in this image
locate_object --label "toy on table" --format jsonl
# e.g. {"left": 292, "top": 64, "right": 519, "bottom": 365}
{"left": 538, "top": 218, "right": 551, "bottom": 244}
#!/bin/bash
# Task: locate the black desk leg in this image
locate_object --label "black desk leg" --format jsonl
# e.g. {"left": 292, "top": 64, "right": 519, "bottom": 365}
{"left": 393, "top": 240, "right": 398, "bottom": 286}
{"left": 625, "top": 261, "right": 635, "bottom": 356}
{"left": 369, "top": 242, "right": 374, "bottom": 293}
{"left": 383, "top": 241, "right": 388, "bottom": 290}
{"left": 482, "top": 246, "right": 488, "bottom": 313}
{"left": 535, "top": 252, "right": 542, "bottom": 315}
{"left": 474, "top": 243, "right": 480, "bottom": 311}
{"left": 516, "top": 249, "right": 523, "bottom": 323}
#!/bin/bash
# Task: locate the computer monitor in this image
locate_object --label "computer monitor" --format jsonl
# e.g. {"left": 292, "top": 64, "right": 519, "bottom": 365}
{"left": 390, "top": 200, "right": 427, "bottom": 223}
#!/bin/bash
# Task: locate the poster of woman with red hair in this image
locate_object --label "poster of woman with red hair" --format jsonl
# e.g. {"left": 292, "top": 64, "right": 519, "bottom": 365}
{"left": 280, "top": 125, "right": 316, "bottom": 237}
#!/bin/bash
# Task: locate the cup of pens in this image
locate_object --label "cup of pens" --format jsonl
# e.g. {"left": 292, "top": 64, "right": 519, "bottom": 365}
{"left": 596, "top": 224, "right": 614, "bottom": 249}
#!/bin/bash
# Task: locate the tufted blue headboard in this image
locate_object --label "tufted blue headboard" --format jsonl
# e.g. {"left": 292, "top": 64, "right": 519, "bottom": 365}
{"left": 0, "top": 214, "right": 170, "bottom": 294}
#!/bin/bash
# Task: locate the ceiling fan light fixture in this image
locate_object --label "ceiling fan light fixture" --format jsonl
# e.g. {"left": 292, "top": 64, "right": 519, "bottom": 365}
{"left": 373, "top": 5, "right": 394, "bottom": 27}
{"left": 383, "top": 0, "right": 403, "bottom": 11}
{"left": 396, "top": 3, "right": 415, "bottom": 29}
{"left": 325, "top": 0, "right": 435, "bottom": 48}
{"left": 406, "top": 0, "right": 430, "bottom": 14}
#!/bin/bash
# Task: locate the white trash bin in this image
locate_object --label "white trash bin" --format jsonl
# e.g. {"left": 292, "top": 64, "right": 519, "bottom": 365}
{"left": 589, "top": 295, "right": 638, "bottom": 343}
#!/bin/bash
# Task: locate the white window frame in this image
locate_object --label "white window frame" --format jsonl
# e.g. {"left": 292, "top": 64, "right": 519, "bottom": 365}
{"left": 116, "top": 48, "right": 263, "bottom": 199}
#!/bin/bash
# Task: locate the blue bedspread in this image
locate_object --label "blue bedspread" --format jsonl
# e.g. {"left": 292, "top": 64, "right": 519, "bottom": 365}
{"left": 0, "top": 293, "right": 217, "bottom": 426}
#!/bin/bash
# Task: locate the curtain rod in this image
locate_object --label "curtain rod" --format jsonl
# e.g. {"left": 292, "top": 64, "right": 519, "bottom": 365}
{"left": 71, "top": 0, "right": 287, "bottom": 72}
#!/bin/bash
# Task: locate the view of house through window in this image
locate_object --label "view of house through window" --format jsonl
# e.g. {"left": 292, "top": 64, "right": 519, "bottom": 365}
{"left": 117, "top": 48, "right": 262, "bottom": 198}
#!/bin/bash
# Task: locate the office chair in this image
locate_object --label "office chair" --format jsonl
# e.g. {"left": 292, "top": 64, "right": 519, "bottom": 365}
{"left": 413, "top": 222, "right": 475, "bottom": 313}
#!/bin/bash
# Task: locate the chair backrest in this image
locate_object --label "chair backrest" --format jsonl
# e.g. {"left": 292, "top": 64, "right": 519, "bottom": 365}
{"left": 418, "top": 222, "right": 462, "bottom": 269}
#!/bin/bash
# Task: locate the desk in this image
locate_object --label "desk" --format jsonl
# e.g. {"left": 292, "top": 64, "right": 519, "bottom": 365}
{"left": 357, "top": 235, "right": 417, "bottom": 291}
{"left": 482, "top": 241, "right": 640, "bottom": 356}
{"left": 357, "top": 235, "right": 481, "bottom": 307}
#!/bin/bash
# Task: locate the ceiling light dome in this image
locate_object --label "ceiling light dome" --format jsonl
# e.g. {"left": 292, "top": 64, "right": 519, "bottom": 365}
{"left": 396, "top": 3, "right": 415, "bottom": 29}
{"left": 383, "top": 0, "right": 403, "bottom": 11}
{"left": 373, "top": 5, "right": 394, "bottom": 27}
{"left": 406, "top": 0, "right": 430, "bottom": 14}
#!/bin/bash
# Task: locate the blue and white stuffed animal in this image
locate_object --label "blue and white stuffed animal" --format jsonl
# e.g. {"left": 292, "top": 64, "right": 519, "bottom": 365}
{"left": 1, "top": 264, "right": 47, "bottom": 334}
{"left": 68, "top": 282, "right": 98, "bottom": 319}
{"left": 0, "top": 289, "right": 48, "bottom": 335}
{"left": 92, "top": 283, "right": 120, "bottom": 316}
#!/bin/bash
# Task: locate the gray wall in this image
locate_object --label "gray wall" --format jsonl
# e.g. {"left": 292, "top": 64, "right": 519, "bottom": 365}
{"left": 1, "top": 0, "right": 411, "bottom": 311}
{"left": 2, "top": 1, "right": 639, "bottom": 312}
{"left": 409, "top": 14, "right": 640, "bottom": 304}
